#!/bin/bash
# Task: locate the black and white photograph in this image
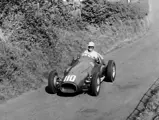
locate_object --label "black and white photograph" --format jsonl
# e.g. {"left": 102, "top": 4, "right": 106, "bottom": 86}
{"left": 0, "top": 0, "right": 157, "bottom": 120}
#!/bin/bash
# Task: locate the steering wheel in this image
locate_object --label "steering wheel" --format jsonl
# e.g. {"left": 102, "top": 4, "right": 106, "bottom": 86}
{"left": 94, "top": 58, "right": 100, "bottom": 64}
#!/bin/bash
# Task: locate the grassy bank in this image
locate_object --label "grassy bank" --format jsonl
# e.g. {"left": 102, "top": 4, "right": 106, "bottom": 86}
{"left": 0, "top": 0, "right": 149, "bottom": 101}
{"left": 127, "top": 83, "right": 159, "bottom": 120}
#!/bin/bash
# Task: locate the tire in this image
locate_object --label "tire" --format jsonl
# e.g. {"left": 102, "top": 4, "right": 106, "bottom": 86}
{"left": 105, "top": 60, "right": 116, "bottom": 82}
{"left": 90, "top": 73, "right": 101, "bottom": 96}
{"left": 48, "top": 70, "right": 58, "bottom": 94}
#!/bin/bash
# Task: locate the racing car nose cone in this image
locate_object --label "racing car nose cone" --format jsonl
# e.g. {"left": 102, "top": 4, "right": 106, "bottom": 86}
{"left": 60, "top": 83, "right": 78, "bottom": 93}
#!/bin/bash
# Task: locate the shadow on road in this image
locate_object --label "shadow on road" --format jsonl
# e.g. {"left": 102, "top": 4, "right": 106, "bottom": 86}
{"left": 45, "top": 86, "right": 83, "bottom": 97}
{"left": 57, "top": 91, "right": 83, "bottom": 97}
{"left": 45, "top": 86, "right": 55, "bottom": 95}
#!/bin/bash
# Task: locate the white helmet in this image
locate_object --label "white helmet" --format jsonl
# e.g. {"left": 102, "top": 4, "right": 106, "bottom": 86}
{"left": 88, "top": 41, "right": 95, "bottom": 47}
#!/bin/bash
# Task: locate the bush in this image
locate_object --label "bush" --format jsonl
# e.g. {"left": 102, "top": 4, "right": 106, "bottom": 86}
{"left": 81, "top": 0, "right": 147, "bottom": 26}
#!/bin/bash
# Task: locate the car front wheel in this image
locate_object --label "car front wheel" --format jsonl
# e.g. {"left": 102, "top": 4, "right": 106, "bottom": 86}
{"left": 48, "top": 70, "right": 58, "bottom": 94}
{"left": 90, "top": 73, "right": 101, "bottom": 96}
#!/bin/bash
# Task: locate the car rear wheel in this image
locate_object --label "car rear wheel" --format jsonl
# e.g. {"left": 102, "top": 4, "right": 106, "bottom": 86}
{"left": 48, "top": 70, "right": 58, "bottom": 94}
{"left": 90, "top": 73, "right": 101, "bottom": 96}
{"left": 105, "top": 60, "right": 116, "bottom": 82}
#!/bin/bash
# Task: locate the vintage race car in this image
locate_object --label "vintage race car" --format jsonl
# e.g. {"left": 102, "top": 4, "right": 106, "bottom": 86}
{"left": 48, "top": 55, "right": 116, "bottom": 96}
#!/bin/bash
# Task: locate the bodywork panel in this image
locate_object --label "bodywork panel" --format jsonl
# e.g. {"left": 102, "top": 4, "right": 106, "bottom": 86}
{"left": 60, "top": 56, "right": 103, "bottom": 93}
{"left": 63, "top": 57, "right": 101, "bottom": 84}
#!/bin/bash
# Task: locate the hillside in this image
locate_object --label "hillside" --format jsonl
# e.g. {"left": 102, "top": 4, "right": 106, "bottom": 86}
{"left": 0, "top": 0, "right": 149, "bottom": 101}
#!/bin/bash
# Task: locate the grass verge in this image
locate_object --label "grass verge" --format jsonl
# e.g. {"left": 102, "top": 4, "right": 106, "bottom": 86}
{"left": 127, "top": 80, "right": 159, "bottom": 120}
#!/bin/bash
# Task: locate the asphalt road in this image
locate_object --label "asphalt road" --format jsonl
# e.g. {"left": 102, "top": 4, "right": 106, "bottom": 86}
{"left": 0, "top": 0, "right": 159, "bottom": 120}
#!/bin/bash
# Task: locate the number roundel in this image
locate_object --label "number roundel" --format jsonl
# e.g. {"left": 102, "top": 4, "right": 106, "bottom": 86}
{"left": 64, "top": 75, "right": 76, "bottom": 82}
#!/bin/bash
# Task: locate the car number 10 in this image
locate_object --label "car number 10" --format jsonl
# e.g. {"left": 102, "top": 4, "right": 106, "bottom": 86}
{"left": 64, "top": 75, "right": 76, "bottom": 82}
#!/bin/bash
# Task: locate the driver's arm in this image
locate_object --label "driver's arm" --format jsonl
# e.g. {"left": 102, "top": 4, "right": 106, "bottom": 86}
{"left": 98, "top": 53, "right": 104, "bottom": 60}
{"left": 93, "top": 52, "right": 100, "bottom": 64}
{"left": 97, "top": 53, "right": 106, "bottom": 65}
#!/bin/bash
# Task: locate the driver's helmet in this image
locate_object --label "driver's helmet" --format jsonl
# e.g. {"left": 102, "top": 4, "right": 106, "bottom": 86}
{"left": 88, "top": 41, "right": 95, "bottom": 52}
{"left": 88, "top": 41, "right": 95, "bottom": 47}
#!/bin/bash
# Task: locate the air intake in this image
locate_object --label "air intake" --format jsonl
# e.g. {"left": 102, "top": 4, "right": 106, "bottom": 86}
{"left": 60, "top": 83, "right": 77, "bottom": 93}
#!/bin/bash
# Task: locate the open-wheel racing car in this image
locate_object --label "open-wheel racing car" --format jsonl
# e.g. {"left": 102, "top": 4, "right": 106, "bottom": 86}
{"left": 48, "top": 55, "right": 116, "bottom": 96}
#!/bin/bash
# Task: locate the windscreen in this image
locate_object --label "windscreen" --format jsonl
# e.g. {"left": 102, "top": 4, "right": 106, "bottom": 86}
{"left": 79, "top": 56, "right": 95, "bottom": 63}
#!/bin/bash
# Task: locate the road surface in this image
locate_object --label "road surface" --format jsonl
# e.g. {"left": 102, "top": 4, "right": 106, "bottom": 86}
{"left": 0, "top": 0, "right": 159, "bottom": 120}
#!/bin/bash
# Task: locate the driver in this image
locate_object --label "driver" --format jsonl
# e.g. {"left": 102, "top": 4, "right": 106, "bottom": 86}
{"left": 82, "top": 41, "right": 105, "bottom": 65}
